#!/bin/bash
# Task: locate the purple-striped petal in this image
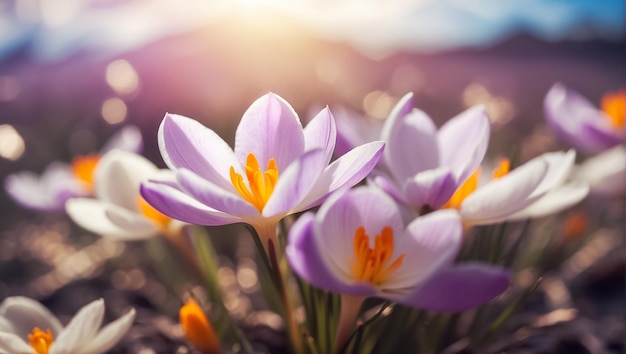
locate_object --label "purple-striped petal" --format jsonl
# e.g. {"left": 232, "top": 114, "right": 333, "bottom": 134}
{"left": 385, "top": 210, "right": 462, "bottom": 292}
{"left": 4, "top": 162, "right": 88, "bottom": 212}
{"left": 304, "top": 107, "right": 336, "bottom": 167}
{"left": 286, "top": 213, "right": 377, "bottom": 297}
{"left": 437, "top": 105, "right": 490, "bottom": 183}
{"left": 295, "top": 141, "right": 384, "bottom": 211}
{"left": 158, "top": 113, "right": 239, "bottom": 190}
{"left": 140, "top": 181, "right": 240, "bottom": 226}
{"left": 313, "top": 187, "right": 404, "bottom": 281}
{"left": 384, "top": 108, "right": 440, "bottom": 184}
{"left": 404, "top": 168, "right": 457, "bottom": 210}
{"left": 234, "top": 93, "right": 304, "bottom": 171}
{"left": 263, "top": 149, "right": 327, "bottom": 217}
{"left": 401, "top": 263, "right": 510, "bottom": 312}
{"left": 333, "top": 106, "right": 383, "bottom": 157}
{"left": 177, "top": 168, "right": 259, "bottom": 218}
{"left": 544, "top": 83, "right": 623, "bottom": 153}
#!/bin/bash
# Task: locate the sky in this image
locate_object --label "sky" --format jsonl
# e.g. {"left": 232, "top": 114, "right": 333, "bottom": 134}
{"left": 0, "top": 0, "right": 623, "bottom": 61}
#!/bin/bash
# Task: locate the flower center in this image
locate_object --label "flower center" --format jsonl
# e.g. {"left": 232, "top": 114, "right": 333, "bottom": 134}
{"left": 71, "top": 154, "right": 100, "bottom": 188}
{"left": 601, "top": 89, "right": 625, "bottom": 129}
{"left": 179, "top": 300, "right": 219, "bottom": 354}
{"left": 229, "top": 153, "right": 279, "bottom": 212}
{"left": 444, "top": 159, "right": 510, "bottom": 210}
{"left": 350, "top": 226, "right": 405, "bottom": 286}
{"left": 28, "top": 327, "right": 53, "bottom": 354}
{"left": 136, "top": 196, "right": 171, "bottom": 227}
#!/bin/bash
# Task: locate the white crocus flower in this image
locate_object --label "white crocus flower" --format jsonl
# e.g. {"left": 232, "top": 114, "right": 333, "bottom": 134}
{"left": 453, "top": 150, "right": 589, "bottom": 226}
{"left": 572, "top": 145, "right": 626, "bottom": 196}
{"left": 0, "top": 297, "right": 134, "bottom": 354}
{"left": 66, "top": 150, "right": 184, "bottom": 240}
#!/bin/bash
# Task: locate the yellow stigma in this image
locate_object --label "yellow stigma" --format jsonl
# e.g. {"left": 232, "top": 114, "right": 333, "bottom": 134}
{"left": 28, "top": 327, "right": 53, "bottom": 354}
{"left": 601, "top": 89, "right": 625, "bottom": 129}
{"left": 444, "top": 169, "right": 479, "bottom": 210}
{"left": 492, "top": 158, "right": 510, "bottom": 179}
{"left": 230, "top": 153, "right": 279, "bottom": 212}
{"left": 179, "top": 299, "right": 219, "bottom": 354}
{"left": 71, "top": 154, "right": 100, "bottom": 188}
{"left": 350, "top": 226, "right": 405, "bottom": 286}
{"left": 137, "top": 196, "right": 171, "bottom": 227}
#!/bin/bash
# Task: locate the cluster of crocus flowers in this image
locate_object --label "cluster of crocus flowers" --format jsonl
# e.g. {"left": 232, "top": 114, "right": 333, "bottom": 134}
{"left": 4, "top": 125, "right": 142, "bottom": 213}
{"left": 141, "top": 93, "right": 384, "bottom": 254}
{"left": 335, "top": 92, "right": 588, "bottom": 226}
{"left": 287, "top": 186, "right": 510, "bottom": 310}
{"left": 286, "top": 187, "right": 510, "bottom": 347}
{"left": 0, "top": 297, "right": 134, "bottom": 354}
{"left": 544, "top": 83, "right": 625, "bottom": 154}
{"left": 65, "top": 150, "right": 183, "bottom": 240}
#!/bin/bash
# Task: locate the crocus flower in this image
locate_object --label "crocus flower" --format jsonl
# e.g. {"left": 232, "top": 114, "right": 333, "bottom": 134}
{"left": 366, "top": 92, "right": 491, "bottom": 212}
{"left": 4, "top": 125, "right": 142, "bottom": 213}
{"left": 448, "top": 150, "right": 589, "bottom": 226}
{"left": 141, "top": 93, "right": 384, "bottom": 253}
{"left": 0, "top": 297, "right": 135, "bottom": 354}
{"left": 572, "top": 145, "right": 625, "bottom": 197}
{"left": 179, "top": 299, "right": 219, "bottom": 354}
{"left": 287, "top": 186, "right": 510, "bottom": 311}
{"left": 66, "top": 150, "right": 183, "bottom": 240}
{"left": 544, "top": 83, "right": 625, "bottom": 154}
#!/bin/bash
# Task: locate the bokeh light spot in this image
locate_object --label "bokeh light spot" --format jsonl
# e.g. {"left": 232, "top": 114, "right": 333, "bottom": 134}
{"left": 0, "top": 124, "right": 26, "bottom": 161}
{"left": 363, "top": 90, "right": 397, "bottom": 119}
{"left": 101, "top": 98, "right": 128, "bottom": 124}
{"left": 105, "top": 60, "right": 140, "bottom": 95}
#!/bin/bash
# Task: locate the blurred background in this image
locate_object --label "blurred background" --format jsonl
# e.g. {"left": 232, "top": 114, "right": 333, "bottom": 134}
{"left": 0, "top": 0, "right": 624, "bottom": 352}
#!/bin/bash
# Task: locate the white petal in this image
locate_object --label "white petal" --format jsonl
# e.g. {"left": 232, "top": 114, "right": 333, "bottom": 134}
{"left": 529, "top": 150, "right": 576, "bottom": 198}
{"left": 461, "top": 158, "right": 548, "bottom": 224}
{"left": 573, "top": 145, "right": 626, "bottom": 196}
{"left": 51, "top": 299, "right": 105, "bottom": 353}
{"left": 94, "top": 150, "right": 158, "bottom": 210}
{"left": 79, "top": 308, "right": 135, "bottom": 354}
{"left": 0, "top": 296, "right": 63, "bottom": 339}
{"left": 0, "top": 331, "right": 34, "bottom": 353}
{"left": 506, "top": 182, "right": 589, "bottom": 221}
{"left": 66, "top": 199, "right": 157, "bottom": 239}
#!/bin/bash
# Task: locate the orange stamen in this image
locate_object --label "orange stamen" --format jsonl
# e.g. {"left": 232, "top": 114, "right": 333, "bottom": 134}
{"left": 136, "top": 196, "right": 171, "bottom": 227}
{"left": 179, "top": 300, "right": 219, "bottom": 354}
{"left": 230, "top": 153, "right": 279, "bottom": 212}
{"left": 71, "top": 154, "right": 100, "bottom": 188}
{"left": 28, "top": 327, "right": 53, "bottom": 354}
{"left": 443, "top": 169, "right": 480, "bottom": 210}
{"left": 349, "top": 226, "right": 405, "bottom": 285}
{"left": 492, "top": 158, "right": 510, "bottom": 179}
{"left": 601, "top": 89, "right": 625, "bottom": 129}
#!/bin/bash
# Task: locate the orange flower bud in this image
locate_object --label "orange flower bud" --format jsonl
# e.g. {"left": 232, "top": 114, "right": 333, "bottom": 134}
{"left": 179, "top": 299, "right": 219, "bottom": 354}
